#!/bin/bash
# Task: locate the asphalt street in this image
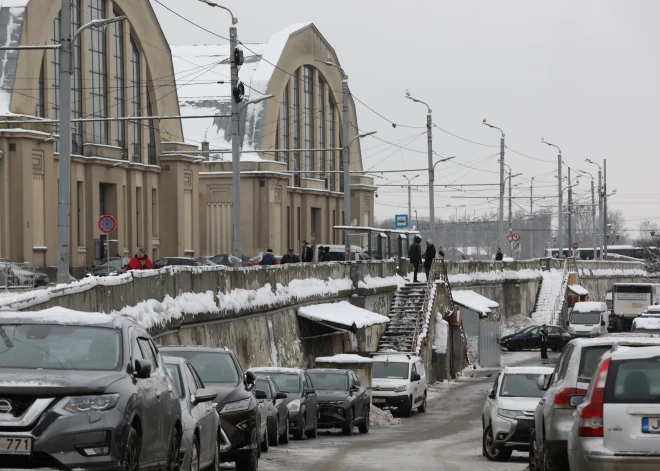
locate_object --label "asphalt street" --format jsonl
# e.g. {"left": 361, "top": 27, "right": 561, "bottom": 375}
{"left": 246, "top": 350, "right": 560, "bottom": 471}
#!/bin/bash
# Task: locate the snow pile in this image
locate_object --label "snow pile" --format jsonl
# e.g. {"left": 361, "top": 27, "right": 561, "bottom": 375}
{"left": 531, "top": 271, "right": 566, "bottom": 325}
{"left": 568, "top": 285, "right": 589, "bottom": 296}
{"left": 415, "top": 283, "right": 437, "bottom": 354}
{"left": 452, "top": 290, "right": 499, "bottom": 316}
{"left": 580, "top": 267, "right": 648, "bottom": 278}
{"left": 633, "top": 317, "right": 660, "bottom": 330}
{"left": 0, "top": 307, "right": 112, "bottom": 325}
{"left": 114, "top": 291, "right": 218, "bottom": 329}
{"left": 434, "top": 317, "right": 449, "bottom": 354}
{"left": 370, "top": 404, "right": 401, "bottom": 426}
{"left": 449, "top": 269, "right": 542, "bottom": 284}
{"left": 314, "top": 354, "right": 373, "bottom": 364}
{"left": 298, "top": 302, "right": 389, "bottom": 329}
{"left": 358, "top": 274, "right": 406, "bottom": 290}
{"left": 501, "top": 314, "right": 535, "bottom": 337}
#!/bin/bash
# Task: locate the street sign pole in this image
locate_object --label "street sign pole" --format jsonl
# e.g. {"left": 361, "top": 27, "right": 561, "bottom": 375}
{"left": 98, "top": 215, "right": 118, "bottom": 276}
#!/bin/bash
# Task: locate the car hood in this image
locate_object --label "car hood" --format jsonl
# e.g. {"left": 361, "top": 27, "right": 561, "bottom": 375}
{"left": 316, "top": 390, "right": 350, "bottom": 402}
{"left": 571, "top": 324, "right": 596, "bottom": 332}
{"left": 0, "top": 369, "right": 126, "bottom": 396}
{"left": 204, "top": 382, "right": 252, "bottom": 406}
{"left": 372, "top": 377, "right": 408, "bottom": 388}
{"left": 498, "top": 396, "right": 542, "bottom": 414}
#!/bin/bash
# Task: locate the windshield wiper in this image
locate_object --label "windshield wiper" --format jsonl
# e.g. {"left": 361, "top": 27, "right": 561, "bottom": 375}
{"left": 0, "top": 326, "right": 13, "bottom": 349}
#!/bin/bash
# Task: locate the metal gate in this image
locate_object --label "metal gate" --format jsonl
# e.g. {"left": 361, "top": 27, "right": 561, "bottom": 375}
{"left": 479, "top": 321, "right": 501, "bottom": 367}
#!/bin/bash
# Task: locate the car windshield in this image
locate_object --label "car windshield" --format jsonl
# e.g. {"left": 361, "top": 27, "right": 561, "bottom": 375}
{"left": 267, "top": 373, "right": 301, "bottom": 393}
{"left": 499, "top": 374, "right": 545, "bottom": 398}
{"left": 571, "top": 312, "right": 602, "bottom": 325}
{"left": 166, "top": 364, "right": 184, "bottom": 398}
{"left": 0, "top": 324, "right": 121, "bottom": 371}
{"left": 631, "top": 327, "right": 660, "bottom": 334}
{"left": 307, "top": 372, "right": 348, "bottom": 390}
{"left": 515, "top": 326, "right": 536, "bottom": 336}
{"left": 606, "top": 358, "right": 660, "bottom": 403}
{"left": 255, "top": 379, "right": 272, "bottom": 399}
{"left": 578, "top": 346, "right": 612, "bottom": 381}
{"left": 372, "top": 361, "right": 409, "bottom": 380}
{"left": 167, "top": 351, "right": 240, "bottom": 385}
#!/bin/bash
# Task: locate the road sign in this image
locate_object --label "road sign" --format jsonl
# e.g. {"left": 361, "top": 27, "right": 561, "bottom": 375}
{"left": 511, "top": 241, "right": 522, "bottom": 252}
{"left": 98, "top": 215, "right": 117, "bottom": 234}
{"left": 511, "top": 232, "right": 521, "bottom": 242}
{"left": 395, "top": 214, "right": 409, "bottom": 228}
{"left": 573, "top": 242, "right": 579, "bottom": 250}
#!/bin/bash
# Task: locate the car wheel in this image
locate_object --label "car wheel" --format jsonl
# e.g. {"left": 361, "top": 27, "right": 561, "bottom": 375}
{"left": 358, "top": 406, "right": 370, "bottom": 434}
{"left": 483, "top": 425, "right": 512, "bottom": 462}
{"left": 165, "top": 427, "right": 180, "bottom": 471}
{"left": 542, "top": 439, "right": 555, "bottom": 471}
{"left": 515, "top": 340, "right": 525, "bottom": 351}
{"left": 293, "top": 414, "right": 306, "bottom": 440}
{"left": 190, "top": 436, "right": 200, "bottom": 471}
{"left": 211, "top": 433, "right": 221, "bottom": 471}
{"left": 401, "top": 397, "right": 412, "bottom": 418}
{"left": 342, "top": 408, "right": 355, "bottom": 436}
{"left": 417, "top": 392, "right": 427, "bottom": 413}
{"left": 279, "top": 418, "right": 290, "bottom": 445}
{"left": 269, "top": 417, "right": 279, "bottom": 447}
{"left": 306, "top": 415, "right": 318, "bottom": 439}
{"left": 260, "top": 423, "right": 269, "bottom": 453}
{"left": 121, "top": 427, "right": 140, "bottom": 471}
{"left": 235, "top": 448, "right": 258, "bottom": 471}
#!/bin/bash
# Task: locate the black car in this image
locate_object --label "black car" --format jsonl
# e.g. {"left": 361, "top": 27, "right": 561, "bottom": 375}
{"left": 160, "top": 346, "right": 261, "bottom": 471}
{"left": 0, "top": 308, "right": 182, "bottom": 470}
{"left": 154, "top": 257, "right": 200, "bottom": 268}
{"left": 307, "top": 369, "right": 371, "bottom": 436}
{"left": 249, "top": 367, "right": 318, "bottom": 440}
{"left": 210, "top": 254, "right": 250, "bottom": 267}
{"left": 255, "top": 376, "right": 289, "bottom": 447}
{"left": 88, "top": 257, "right": 130, "bottom": 277}
{"left": 500, "top": 325, "right": 572, "bottom": 351}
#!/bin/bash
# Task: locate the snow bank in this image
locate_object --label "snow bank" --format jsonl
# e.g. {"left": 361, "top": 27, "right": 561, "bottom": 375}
{"left": 314, "top": 354, "right": 374, "bottom": 364}
{"left": 449, "top": 269, "right": 542, "bottom": 284}
{"left": 0, "top": 307, "right": 112, "bottom": 325}
{"left": 633, "top": 317, "right": 660, "bottom": 330}
{"left": 114, "top": 291, "right": 218, "bottom": 329}
{"left": 501, "top": 314, "right": 535, "bottom": 337}
{"left": 434, "top": 317, "right": 449, "bottom": 354}
{"left": 370, "top": 404, "right": 401, "bottom": 426}
{"left": 580, "top": 268, "right": 648, "bottom": 277}
{"left": 298, "top": 301, "right": 389, "bottom": 329}
{"left": 358, "top": 274, "right": 406, "bottom": 290}
{"left": 452, "top": 290, "right": 499, "bottom": 316}
{"left": 415, "top": 283, "right": 437, "bottom": 354}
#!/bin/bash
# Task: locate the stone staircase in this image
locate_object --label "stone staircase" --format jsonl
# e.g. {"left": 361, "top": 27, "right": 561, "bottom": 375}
{"left": 531, "top": 259, "right": 573, "bottom": 326}
{"left": 378, "top": 281, "right": 428, "bottom": 352}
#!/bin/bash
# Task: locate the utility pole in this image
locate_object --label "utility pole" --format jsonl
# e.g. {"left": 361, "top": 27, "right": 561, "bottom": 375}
{"left": 56, "top": 0, "right": 72, "bottom": 284}
{"left": 598, "top": 167, "right": 603, "bottom": 259}
{"left": 557, "top": 155, "right": 563, "bottom": 257}
{"left": 530, "top": 178, "right": 534, "bottom": 259}
{"left": 230, "top": 25, "right": 243, "bottom": 266}
{"left": 426, "top": 112, "right": 435, "bottom": 244}
{"left": 408, "top": 185, "right": 412, "bottom": 224}
{"left": 499, "top": 135, "right": 505, "bottom": 253}
{"left": 591, "top": 178, "right": 597, "bottom": 260}
{"left": 603, "top": 159, "right": 608, "bottom": 258}
{"left": 342, "top": 73, "right": 350, "bottom": 261}
{"left": 567, "top": 167, "right": 573, "bottom": 253}
{"left": 508, "top": 169, "right": 513, "bottom": 253}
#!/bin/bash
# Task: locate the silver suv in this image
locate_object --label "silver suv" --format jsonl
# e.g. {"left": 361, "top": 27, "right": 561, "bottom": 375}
{"left": 530, "top": 335, "right": 660, "bottom": 470}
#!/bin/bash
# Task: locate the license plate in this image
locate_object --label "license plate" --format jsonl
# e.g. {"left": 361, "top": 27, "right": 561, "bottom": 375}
{"left": 0, "top": 437, "right": 32, "bottom": 455}
{"left": 642, "top": 417, "right": 660, "bottom": 433}
{"left": 373, "top": 398, "right": 385, "bottom": 404}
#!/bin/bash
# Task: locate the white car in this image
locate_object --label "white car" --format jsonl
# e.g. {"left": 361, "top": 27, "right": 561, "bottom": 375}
{"left": 482, "top": 366, "right": 553, "bottom": 461}
{"left": 567, "top": 302, "right": 609, "bottom": 338}
{"left": 371, "top": 353, "right": 427, "bottom": 417}
{"left": 567, "top": 345, "right": 660, "bottom": 471}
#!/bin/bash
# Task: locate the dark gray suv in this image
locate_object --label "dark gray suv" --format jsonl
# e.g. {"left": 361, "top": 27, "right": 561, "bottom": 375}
{"left": 0, "top": 308, "right": 182, "bottom": 470}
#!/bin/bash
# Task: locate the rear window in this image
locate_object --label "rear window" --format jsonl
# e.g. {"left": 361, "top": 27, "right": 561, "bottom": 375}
{"left": 499, "top": 374, "right": 545, "bottom": 398}
{"left": 164, "top": 351, "right": 240, "bottom": 385}
{"left": 605, "top": 357, "right": 660, "bottom": 403}
{"left": 578, "top": 346, "right": 612, "bottom": 381}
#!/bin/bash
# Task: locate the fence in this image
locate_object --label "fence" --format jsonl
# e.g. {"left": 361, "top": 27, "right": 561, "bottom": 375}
{"left": 0, "top": 262, "right": 38, "bottom": 291}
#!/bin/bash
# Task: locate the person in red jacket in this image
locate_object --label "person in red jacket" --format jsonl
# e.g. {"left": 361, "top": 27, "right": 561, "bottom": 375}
{"left": 125, "top": 248, "right": 154, "bottom": 271}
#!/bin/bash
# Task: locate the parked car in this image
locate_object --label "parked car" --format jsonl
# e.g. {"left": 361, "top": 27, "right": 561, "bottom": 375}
{"left": 566, "top": 302, "right": 609, "bottom": 338}
{"left": 0, "top": 261, "right": 49, "bottom": 287}
{"left": 196, "top": 256, "right": 218, "bottom": 266}
{"left": 632, "top": 316, "right": 660, "bottom": 335}
{"left": 481, "top": 366, "right": 553, "bottom": 461}
{"left": 160, "top": 346, "right": 260, "bottom": 471}
{"left": 0, "top": 308, "right": 182, "bottom": 470}
{"left": 163, "top": 356, "right": 221, "bottom": 471}
{"left": 154, "top": 257, "right": 201, "bottom": 268}
{"left": 530, "top": 335, "right": 660, "bottom": 470}
{"left": 501, "top": 325, "right": 571, "bottom": 352}
{"left": 307, "top": 368, "right": 371, "bottom": 435}
{"left": 87, "top": 257, "right": 130, "bottom": 277}
{"left": 371, "top": 353, "right": 428, "bottom": 417}
{"left": 249, "top": 367, "right": 319, "bottom": 440}
{"left": 210, "top": 254, "right": 250, "bottom": 267}
{"left": 313, "top": 244, "right": 369, "bottom": 262}
{"left": 255, "top": 376, "right": 290, "bottom": 447}
{"left": 567, "top": 345, "right": 660, "bottom": 471}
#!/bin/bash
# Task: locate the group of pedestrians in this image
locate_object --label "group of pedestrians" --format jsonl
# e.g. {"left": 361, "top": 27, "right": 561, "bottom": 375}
{"left": 409, "top": 236, "right": 445, "bottom": 283}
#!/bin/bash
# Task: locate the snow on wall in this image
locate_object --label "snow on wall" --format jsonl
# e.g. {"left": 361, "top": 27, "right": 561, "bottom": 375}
{"left": 434, "top": 317, "right": 449, "bottom": 354}
{"left": 449, "top": 269, "right": 542, "bottom": 284}
{"left": 415, "top": 283, "right": 437, "bottom": 354}
{"left": 315, "top": 354, "right": 373, "bottom": 364}
{"left": 298, "top": 301, "right": 389, "bottom": 329}
{"left": 357, "top": 274, "right": 406, "bottom": 290}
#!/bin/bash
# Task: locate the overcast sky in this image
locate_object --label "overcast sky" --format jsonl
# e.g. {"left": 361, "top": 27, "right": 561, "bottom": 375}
{"left": 152, "top": 0, "right": 660, "bottom": 233}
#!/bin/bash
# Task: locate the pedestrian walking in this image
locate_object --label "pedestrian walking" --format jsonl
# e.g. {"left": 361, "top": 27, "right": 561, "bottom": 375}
{"left": 540, "top": 324, "right": 549, "bottom": 363}
{"left": 321, "top": 246, "right": 332, "bottom": 262}
{"left": 495, "top": 248, "right": 503, "bottom": 261}
{"left": 261, "top": 249, "right": 277, "bottom": 266}
{"left": 302, "top": 240, "right": 313, "bottom": 263}
{"left": 125, "top": 248, "right": 154, "bottom": 272}
{"left": 424, "top": 239, "right": 436, "bottom": 281}
{"left": 409, "top": 235, "right": 422, "bottom": 282}
{"left": 281, "top": 249, "right": 300, "bottom": 264}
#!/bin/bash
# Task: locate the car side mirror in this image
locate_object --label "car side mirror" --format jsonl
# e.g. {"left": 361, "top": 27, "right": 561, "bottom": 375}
{"left": 245, "top": 371, "right": 257, "bottom": 386}
{"left": 193, "top": 388, "right": 217, "bottom": 404}
{"left": 488, "top": 389, "right": 495, "bottom": 399}
{"left": 350, "top": 385, "right": 360, "bottom": 393}
{"left": 411, "top": 373, "right": 421, "bottom": 382}
{"left": 569, "top": 395, "right": 585, "bottom": 408}
{"left": 274, "top": 392, "right": 287, "bottom": 401}
{"left": 537, "top": 374, "right": 551, "bottom": 392}
{"left": 255, "top": 389, "right": 267, "bottom": 400}
{"left": 134, "top": 359, "right": 152, "bottom": 379}
{"left": 304, "top": 387, "right": 316, "bottom": 396}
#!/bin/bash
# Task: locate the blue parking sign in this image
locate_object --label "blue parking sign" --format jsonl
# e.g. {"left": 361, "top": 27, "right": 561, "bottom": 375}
{"left": 395, "top": 214, "right": 409, "bottom": 228}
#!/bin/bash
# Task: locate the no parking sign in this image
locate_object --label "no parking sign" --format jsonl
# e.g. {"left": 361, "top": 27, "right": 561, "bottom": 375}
{"left": 98, "top": 215, "right": 117, "bottom": 234}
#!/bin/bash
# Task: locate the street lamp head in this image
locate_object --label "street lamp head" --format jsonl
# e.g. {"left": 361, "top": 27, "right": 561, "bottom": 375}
{"left": 198, "top": 1, "right": 238, "bottom": 24}
{"left": 243, "top": 94, "right": 274, "bottom": 106}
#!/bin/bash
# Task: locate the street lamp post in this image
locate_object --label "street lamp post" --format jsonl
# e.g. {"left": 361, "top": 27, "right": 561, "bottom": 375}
{"left": 586, "top": 159, "right": 603, "bottom": 259}
{"left": 402, "top": 174, "right": 420, "bottom": 225}
{"left": 579, "top": 169, "right": 597, "bottom": 260}
{"left": 530, "top": 177, "right": 534, "bottom": 259}
{"left": 447, "top": 204, "right": 464, "bottom": 257}
{"left": 504, "top": 171, "right": 522, "bottom": 256}
{"left": 483, "top": 119, "right": 505, "bottom": 253}
{"left": 542, "top": 139, "right": 563, "bottom": 257}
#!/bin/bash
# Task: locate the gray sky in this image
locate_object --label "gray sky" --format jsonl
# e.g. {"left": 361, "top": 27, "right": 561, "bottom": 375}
{"left": 152, "top": 0, "right": 660, "bottom": 233}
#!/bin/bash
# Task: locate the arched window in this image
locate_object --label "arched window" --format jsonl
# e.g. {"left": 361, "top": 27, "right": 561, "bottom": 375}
{"left": 147, "top": 88, "right": 156, "bottom": 165}
{"left": 303, "top": 66, "right": 314, "bottom": 177}
{"left": 113, "top": 10, "right": 126, "bottom": 158}
{"left": 89, "top": 0, "right": 108, "bottom": 144}
{"left": 292, "top": 70, "right": 301, "bottom": 186}
{"left": 130, "top": 37, "right": 141, "bottom": 162}
{"left": 318, "top": 77, "right": 326, "bottom": 183}
{"left": 36, "top": 59, "right": 44, "bottom": 118}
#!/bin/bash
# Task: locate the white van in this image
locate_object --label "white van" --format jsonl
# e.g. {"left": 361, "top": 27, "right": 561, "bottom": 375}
{"left": 371, "top": 353, "right": 427, "bottom": 417}
{"left": 567, "top": 302, "right": 609, "bottom": 337}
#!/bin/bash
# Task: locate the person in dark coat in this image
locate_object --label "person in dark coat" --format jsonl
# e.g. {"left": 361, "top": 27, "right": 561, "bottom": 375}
{"left": 495, "top": 248, "right": 503, "bottom": 261}
{"left": 424, "top": 239, "right": 436, "bottom": 281}
{"left": 261, "top": 249, "right": 276, "bottom": 266}
{"left": 409, "top": 235, "right": 422, "bottom": 282}
{"left": 125, "top": 248, "right": 154, "bottom": 272}
{"left": 321, "top": 246, "right": 332, "bottom": 262}
{"left": 540, "top": 324, "right": 549, "bottom": 363}
{"left": 301, "top": 241, "right": 313, "bottom": 263}
{"left": 281, "top": 249, "right": 300, "bottom": 264}
{"left": 607, "top": 313, "right": 622, "bottom": 333}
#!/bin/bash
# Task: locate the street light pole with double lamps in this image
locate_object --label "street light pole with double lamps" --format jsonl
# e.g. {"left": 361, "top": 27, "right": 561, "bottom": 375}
{"left": 542, "top": 138, "right": 564, "bottom": 257}
{"left": 482, "top": 119, "right": 506, "bottom": 254}
{"left": 585, "top": 159, "right": 603, "bottom": 259}
{"left": 578, "top": 169, "right": 598, "bottom": 260}
{"left": 402, "top": 174, "right": 421, "bottom": 225}
{"left": 504, "top": 171, "right": 523, "bottom": 255}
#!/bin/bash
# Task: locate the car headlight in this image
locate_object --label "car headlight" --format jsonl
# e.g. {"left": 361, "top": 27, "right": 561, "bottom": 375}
{"left": 393, "top": 385, "right": 408, "bottom": 393}
{"left": 567, "top": 326, "right": 575, "bottom": 333}
{"left": 220, "top": 398, "right": 251, "bottom": 414}
{"left": 287, "top": 399, "right": 301, "bottom": 412}
{"left": 591, "top": 326, "right": 600, "bottom": 333}
{"left": 56, "top": 394, "right": 119, "bottom": 415}
{"left": 497, "top": 408, "right": 520, "bottom": 419}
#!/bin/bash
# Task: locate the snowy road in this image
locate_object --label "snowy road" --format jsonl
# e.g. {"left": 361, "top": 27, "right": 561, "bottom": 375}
{"left": 248, "top": 351, "right": 558, "bottom": 471}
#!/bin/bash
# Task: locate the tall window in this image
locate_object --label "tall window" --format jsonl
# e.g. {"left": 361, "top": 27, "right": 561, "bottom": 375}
{"left": 303, "top": 66, "right": 314, "bottom": 177}
{"left": 51, "top": 16, "right": 60, "bottom": 145}
{"left": 292, "top": 71, "right": 301, "bottom": 186}
{"left": 77, "top": 182, "right": 84, "bottom": 246}
{"left": 318, "top": 78, "right": 326, "bottom": 184}
{"left": 113, "top": 12, "right": 126, "bottom": 158}
{"left": 72, "top": 0, "right": 83, "bottom": 153}
{"left": 147, "top": 89, "right": 156, "bottom": 165}
{"left": 339, "top": 134, "right": 344, "bottom": 193}
{"left": 281, "top": 85, "right": 290, "bottom": 167}
{"left": 88, "top": 0, "right": 107, "bottom": 144}
{"left": 328, "top": 98, "right": 336, "bottom": 191}
{"left": 36, "top": 60, "right": 44, "bottom": 118}
{"left": 130, "top": 37, "right": 141, "bottom": 162}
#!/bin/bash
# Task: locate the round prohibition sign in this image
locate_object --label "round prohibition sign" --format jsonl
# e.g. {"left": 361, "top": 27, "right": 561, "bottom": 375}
{"left": 98, "top": 215, "right": 117, "bottom": 234}
{"left": 511, "top": 232, "right": 521, "bottom": 242}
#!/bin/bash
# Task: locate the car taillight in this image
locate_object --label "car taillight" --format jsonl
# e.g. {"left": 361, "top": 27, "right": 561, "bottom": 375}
{"left": 578, "top": 357, "right": 610, "bottom": 438}
{"left": 555, "top": 387, "right": 588, "bottom": 408}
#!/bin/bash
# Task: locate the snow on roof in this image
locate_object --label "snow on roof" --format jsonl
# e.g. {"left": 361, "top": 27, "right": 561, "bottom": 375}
{"left": 646, "top": 306, "right": 660, "bottom": 313}
{"left": 0, "top": 307, "right": 113, "bottom": 326}
{"left": 610, "top": 345, "right": 660, "bottom": 361}
{"left": 503, "top": 366, "right": 554, "bottom": 376}
{"left": 372, "top": 353, "right": 418, "bottom": 362}
{"left": 297, "top": 301, "right": 389, "bottom": 330}
{"left": 452, "top": 290, "right": 499, "bottom": 316}
{"left": 633, "top": 317, "right": 660, "bottom": 330}
{"left": 314, "top": 354, "right": 373, "bottom": 364}
{"left": 572, "top": 302, "right": 607, "bottom": 312}
{"left": 248, "top": 367, "right": 302, "bottom": 374}
{"left": 568, "top": 285, "right": 589, "bottom": 296}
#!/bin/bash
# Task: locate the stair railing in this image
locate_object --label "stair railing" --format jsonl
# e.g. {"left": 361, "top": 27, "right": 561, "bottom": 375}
{"left": 550, "top": 258, "right": 571, "bottom": 325}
